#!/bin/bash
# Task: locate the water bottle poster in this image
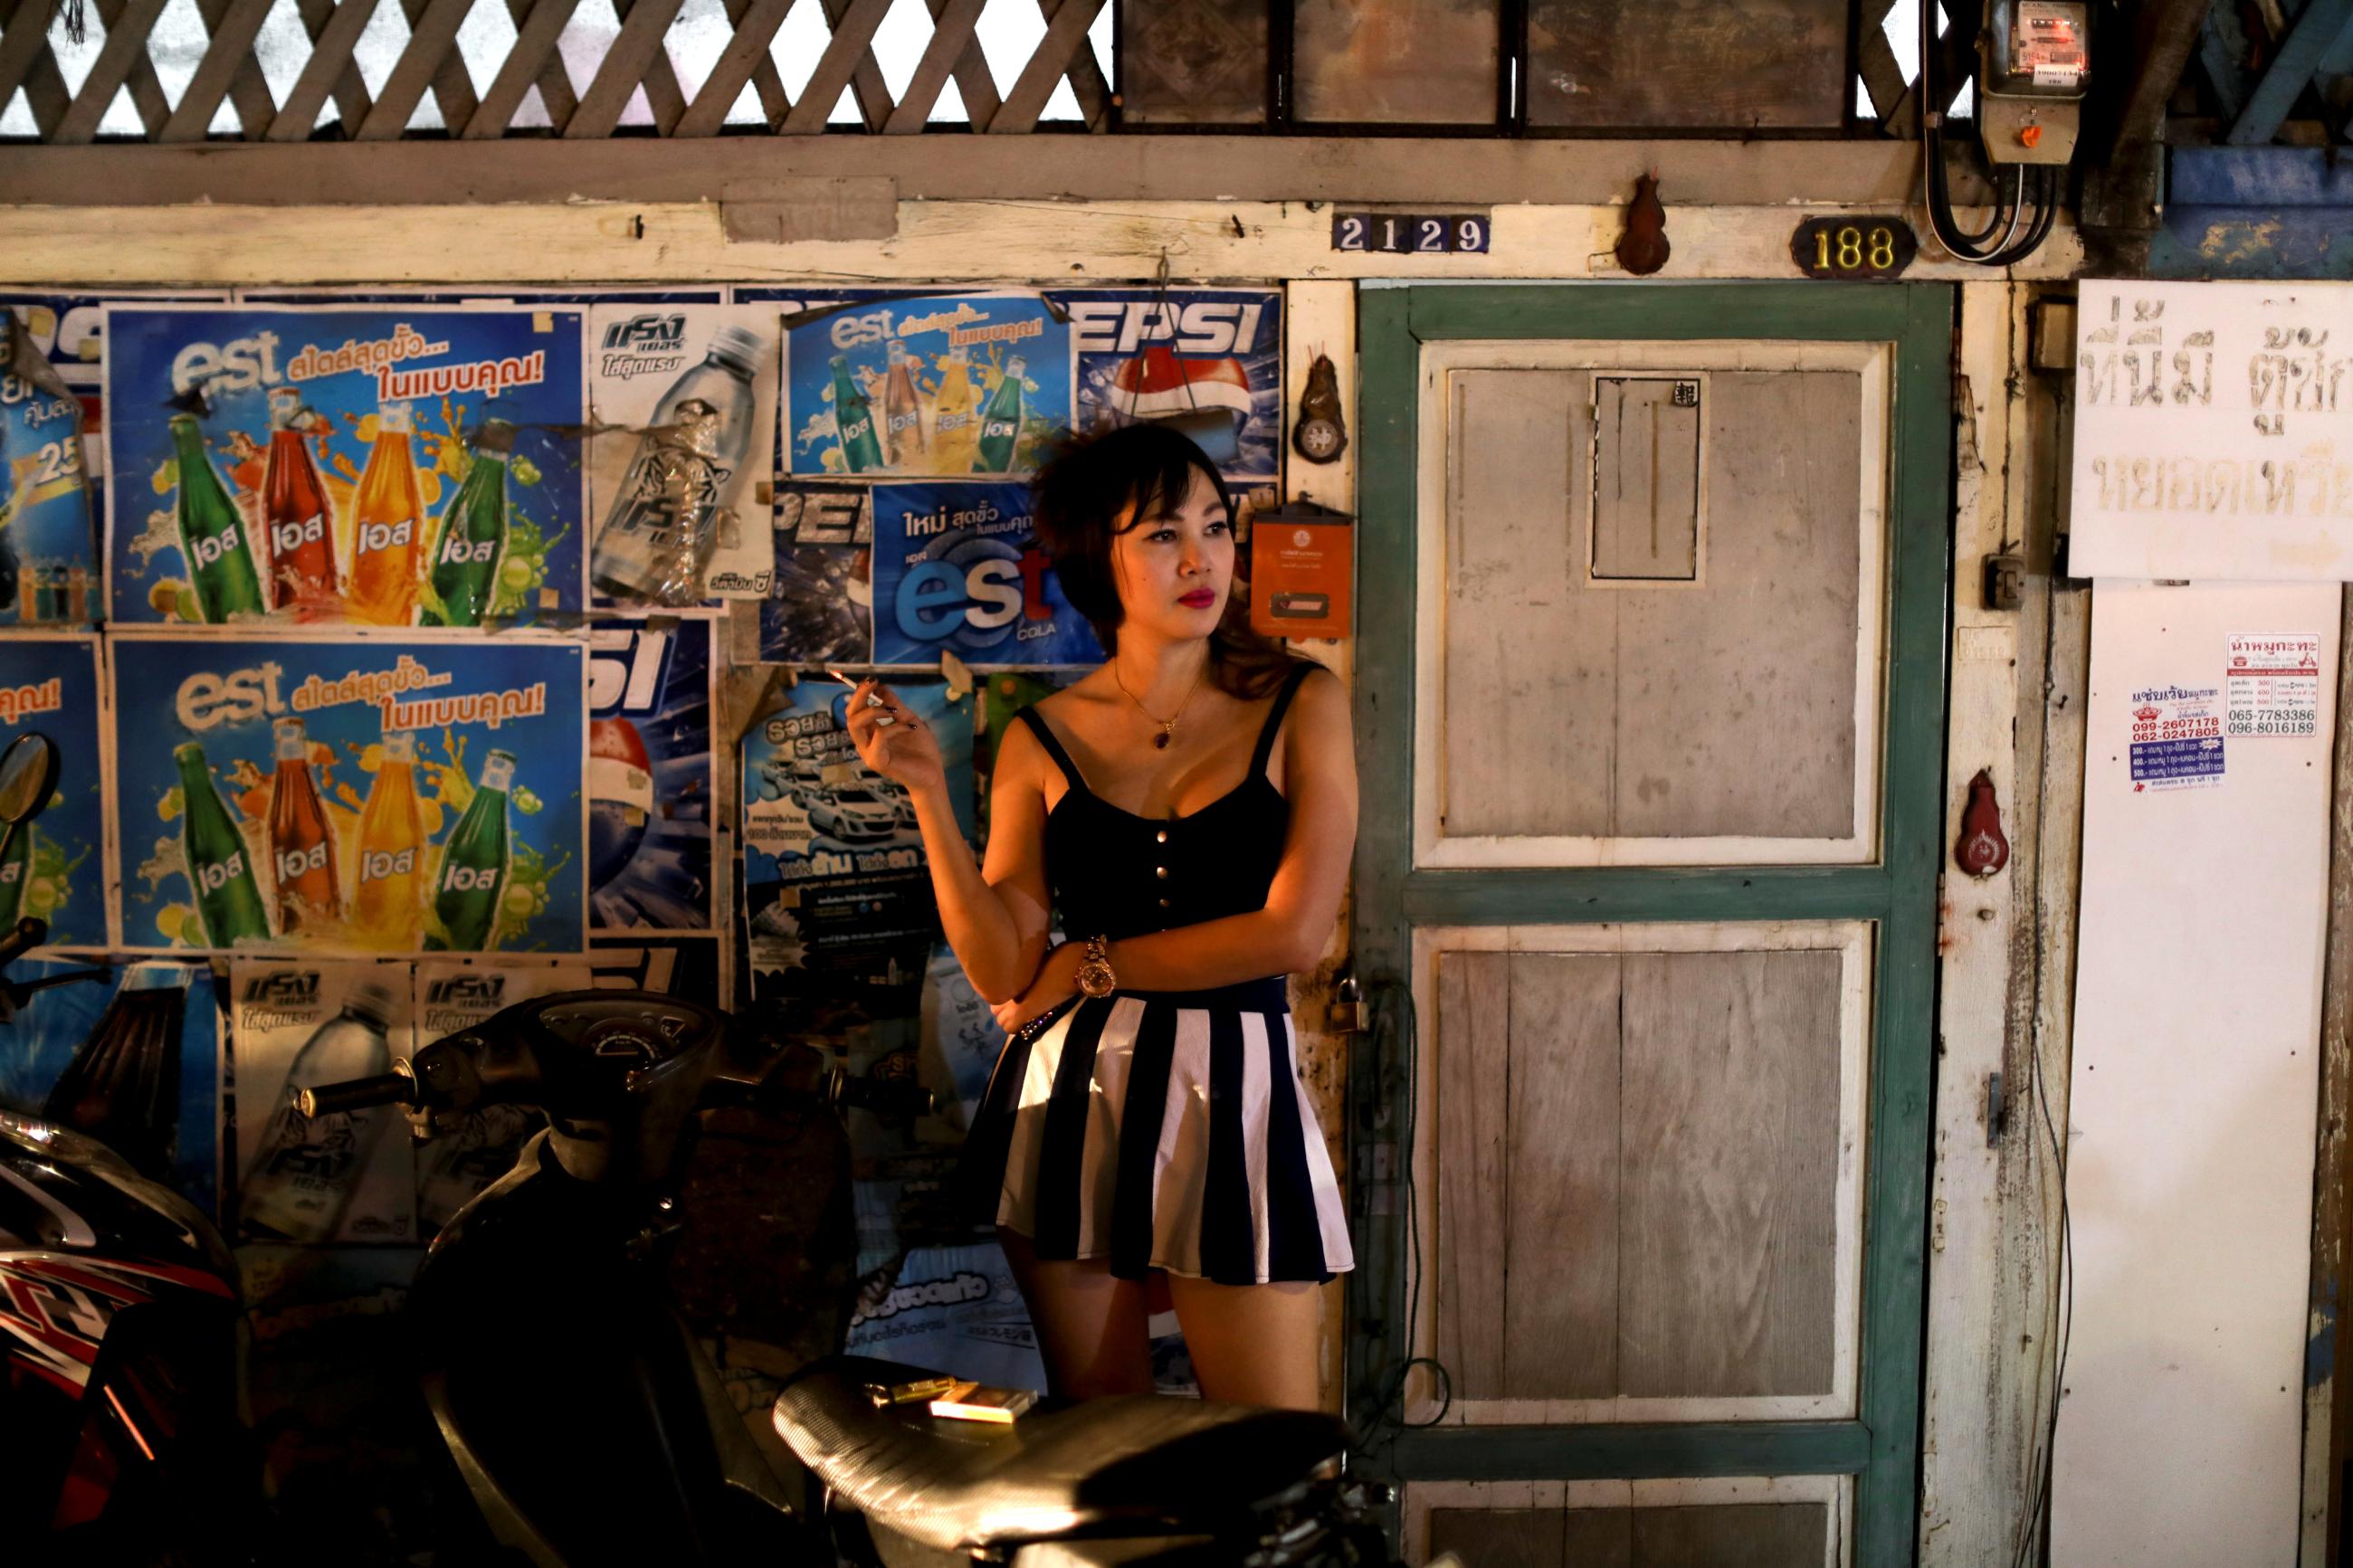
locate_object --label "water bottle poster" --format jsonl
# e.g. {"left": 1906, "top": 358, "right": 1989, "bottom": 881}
{"left": 102, "top": 306, "right": 587, "bottom": 630}
{"left": 228, "top": 959, "right": 418, "bottom": 1245}
{"left": 1, "top": 318, "right": 101, "bottom": 629}
{"left": 740, "top": 678, "right": 974, "bottom": 985}
{"left": 869, "top": 482, "right": 1106, "bottom": 669}
{"left": 0, "top": 961, "right": 224, "bottom": 1222}
{"left": 586, "top": 617, "right": 713, "bottom": 932}
{"left": 0, "top": 634, "right": 108, "bottom": 949}
{"left": 758, "top": 482, "right": 872, "bottom": 667}
{"left": 1062, "top": 287, "right": 1284, "bottom": 482}
{"left": 784, "top": 292, "right": 1072, "bottom": 480}
{"left": 586, "top": 303, "right": 778, "bottom": 605}
{"left": 109, "top": 635, "right": 586, "bottom": 958}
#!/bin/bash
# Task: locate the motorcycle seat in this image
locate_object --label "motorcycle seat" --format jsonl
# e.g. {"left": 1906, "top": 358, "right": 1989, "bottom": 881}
{"left": 771, "top": 1355, "right": 1349, "bottom": 1554}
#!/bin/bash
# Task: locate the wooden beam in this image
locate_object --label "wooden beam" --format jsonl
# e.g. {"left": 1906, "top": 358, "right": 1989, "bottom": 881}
{"left": 51, "top": 0, "right": 168, "bottom": 144}
{"left": 271, "top": 0, "right": 382, "bottom": 141}
{"left": 0, "top": 134, "right": 2006, "bottom": 208}
{"left": 2229, "top": 0, "right": 2353, "bottom": 144}
{"left": 464, "top": 0, "right": 578, "bottom": 138}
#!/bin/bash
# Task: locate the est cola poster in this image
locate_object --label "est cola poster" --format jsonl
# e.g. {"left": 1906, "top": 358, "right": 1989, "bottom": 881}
{"left": 0, "top": 633, "right": 108, "bottom": 948}
{"left": 103, "top": 306, "right": 587, "bottom": 628}
{"left": 869, "top": 482, "right": 1103, "bottom": 668}
{"left": 109, "top": 634, "right": 586, "bottom": 956}
{"left": 586, "top": 616, "right": 713, "bottom": 931}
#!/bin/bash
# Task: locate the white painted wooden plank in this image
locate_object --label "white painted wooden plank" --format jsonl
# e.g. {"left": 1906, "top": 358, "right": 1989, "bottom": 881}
{"left": 0, "top": 200, "right": 2086, "bottom": 287}
{"left": 2053, "top": 580, "right": 2343, "bottom": 1567}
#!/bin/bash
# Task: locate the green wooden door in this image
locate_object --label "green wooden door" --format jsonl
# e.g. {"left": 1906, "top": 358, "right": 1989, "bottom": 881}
{"left": 1348, "top": 283, "right": 1951, "bottom": 1567}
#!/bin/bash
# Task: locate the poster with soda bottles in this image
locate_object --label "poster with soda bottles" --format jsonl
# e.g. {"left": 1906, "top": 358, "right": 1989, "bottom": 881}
{"left": 1062, "top": 287, "right": 1285, "bottom": 483}
{"left": 784, "top": 292, "right": 1072, "bottom": 480}
{"left": 228, "top": 959, "right": 418, "bottom": 1245}
{"left": 5, "top": 292, "right": 229, "bottom": 629}
{"left": 586, "top": 303, "right": 779, "bottom": 605}
{"left": 586, "top": 616, "right": 713, "bottom": 932}
{"left": 0, "top": 961, "right": 225, "bottom": 1221}
{"left": 102, "top": 305, "right": 587, "bottom": 629}
{"left": 411, "top": 957, "right": 593, "bottom": 1234}
{"left": 740, "top": 677, "right": 974, "bottom": 993}
{"left": 109, "top": 634, "right": 586, "bottom": 957}
{"left": 0, "top": 634, "right": 109, "bottom": 948}
{"left": 869, "top": 482, "right": 1105, "bottom": 668}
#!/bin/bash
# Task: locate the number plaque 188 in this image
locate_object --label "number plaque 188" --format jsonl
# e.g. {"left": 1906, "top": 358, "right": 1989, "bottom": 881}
{"left": 1789, "top": 216, "right": 1917, "bottom": 280}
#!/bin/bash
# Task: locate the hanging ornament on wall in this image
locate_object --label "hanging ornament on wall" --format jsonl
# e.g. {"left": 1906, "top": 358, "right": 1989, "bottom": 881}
{"left": 1291, "top": 353, "right": 1348, "bottom": 465}
{"left": 1615, "top": 173, "right": 1672, "bottom": 277}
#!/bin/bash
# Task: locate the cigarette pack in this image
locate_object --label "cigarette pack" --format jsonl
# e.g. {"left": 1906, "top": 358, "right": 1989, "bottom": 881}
{"left": 927, "top": 1380, "right": 1040, "bottom": 1424}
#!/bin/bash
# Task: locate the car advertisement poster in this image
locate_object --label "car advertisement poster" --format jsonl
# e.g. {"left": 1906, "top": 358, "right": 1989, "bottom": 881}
{"left": 868, "top": 481, "right": 1104, "bottom": 669}
{"left": 586, "top": 616, "right": 713, "bottom": 932}
{"left": 1062, "top": 287, "right": 1284, "bottom": 482}
{"left": 741, "top": 677, "right": 973, "bottom": 988}
{"left": 110, "top": 634, "right": 586, "bottom": 956}
{"left": 784, "top": 292, "right": 1071, "bottom": 480}
{"left": 0, "top": 960, "right": 224, "bottom": 1222}
{"left": 228, "top": 958, "right": 418, "bottom": 1246}
{"left": 103, "top": 305, "right": 586, "bottom": 629}
{"left": 586, "top": 303, "right": 778, "bottom": 604}
{"left": 0, "top": 633, "right": 108, "bottom": 948}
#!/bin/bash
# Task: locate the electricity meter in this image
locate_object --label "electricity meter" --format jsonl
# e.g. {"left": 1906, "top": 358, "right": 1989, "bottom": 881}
{"left": 1978, "top": 0, "right": 2089, "bottom": 165}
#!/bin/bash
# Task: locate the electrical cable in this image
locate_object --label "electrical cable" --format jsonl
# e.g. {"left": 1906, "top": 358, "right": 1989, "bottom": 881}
{"left": 1918, "top": 1, "right": 2057, "bottom": 268}
{"left": 1349, "top": 977, "right": 1453, "bottom": 1462}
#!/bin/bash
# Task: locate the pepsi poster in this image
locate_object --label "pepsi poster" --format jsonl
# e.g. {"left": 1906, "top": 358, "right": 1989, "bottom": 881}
{"left": 103, "top": 305, "right": 587, "bottom": 628}
{"left": 740, "top": 678, "right": 974, "bottom": 988}
{"left": 586, "top": 616, "right": 713, "bottom": 931}
{"left": 758, "top": 482, "right": 872, "bottom": 667}
{"left": 784, "top": 292, "right": 1071, "bottom": 480}
{"left": 1064, "top": 288, "right": 1283, "bottom": 483}
{"left": 0, "top": 961, "right": 224, "bottom": 1222}
{"left": 0, "top": 634, "right": 108, "bottom": 948}
{"left": 108, "top": 634, "right": 586, "bottom": 957}
{"left": 870, "top": 482, "right": 1104, "bottom": 669}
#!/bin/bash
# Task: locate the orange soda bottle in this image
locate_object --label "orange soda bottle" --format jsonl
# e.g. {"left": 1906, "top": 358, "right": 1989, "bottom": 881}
{"left": 352, "top": 728, "right": 425, "bottom": 948}
{"left": 348, "top": 402, "right": 425, "bottom": 626}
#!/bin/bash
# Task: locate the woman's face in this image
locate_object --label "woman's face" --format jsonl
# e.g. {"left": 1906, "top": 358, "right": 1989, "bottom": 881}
{"left": 1110, "top": 465, "right": 1233, "bottom": 645}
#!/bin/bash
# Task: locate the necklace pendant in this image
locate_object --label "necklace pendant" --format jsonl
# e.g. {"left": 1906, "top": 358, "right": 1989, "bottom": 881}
{"left": 1154, "top": 729, "right": 1173, "bottom": 750}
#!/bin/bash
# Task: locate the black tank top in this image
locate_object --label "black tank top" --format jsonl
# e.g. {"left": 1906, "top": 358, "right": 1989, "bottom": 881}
{"left": 1019, "top": 662, "right": 1314, "bottom": 946}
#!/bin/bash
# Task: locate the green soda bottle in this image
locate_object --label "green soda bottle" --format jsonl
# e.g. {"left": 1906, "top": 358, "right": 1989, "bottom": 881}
{"left": 174, "top": 741, "right": 270, "bottom": 946}
{"left": 0, "top": 822, "right": 34, "bottom": 927}
{"left": 828, "top": 356, "right": 886, "bottom": 473}
{"left": 975, "top": 355, "right": 1027, "bottom": 474}
{"left": 424, "top": 749, "right": 514, "bottom": 952}
{"left": 167, "top": 414, "right": 265, "bottom": 623}
{"left": 422, "top": 419, "right": 513, "bottom": 628}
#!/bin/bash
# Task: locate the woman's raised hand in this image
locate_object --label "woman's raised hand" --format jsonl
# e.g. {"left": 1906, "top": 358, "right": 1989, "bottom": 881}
{"left": 843, "top": 677, "right": 948, "bottom": 794}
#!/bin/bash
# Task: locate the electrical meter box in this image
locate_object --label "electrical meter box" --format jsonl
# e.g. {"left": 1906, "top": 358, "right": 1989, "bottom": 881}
{"left": 1979, "top": 0, "right": 2089, "bottom": 165}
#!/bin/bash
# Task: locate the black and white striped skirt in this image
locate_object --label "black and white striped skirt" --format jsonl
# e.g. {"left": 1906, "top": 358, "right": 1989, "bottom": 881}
{"left": 963, "top": 978, "right": 1354, "bottom": 1287}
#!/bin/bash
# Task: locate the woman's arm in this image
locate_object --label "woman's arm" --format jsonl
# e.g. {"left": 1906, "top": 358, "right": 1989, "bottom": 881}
{"left": 846, "top": 680, "right": 1053, "bottom": 1004}
{"left": 998, "top": 668, "right": 1356, "bottom": 1023}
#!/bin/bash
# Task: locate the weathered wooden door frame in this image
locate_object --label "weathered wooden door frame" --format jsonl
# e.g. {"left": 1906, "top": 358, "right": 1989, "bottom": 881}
{"left": 1347, "top": 281, "right": 1953, "bottom": 1566}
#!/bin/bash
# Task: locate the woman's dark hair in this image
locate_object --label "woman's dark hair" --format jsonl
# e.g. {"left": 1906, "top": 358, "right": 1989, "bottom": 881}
{"left": 1030, "top": 422, "right": 1303, "bottom": 699}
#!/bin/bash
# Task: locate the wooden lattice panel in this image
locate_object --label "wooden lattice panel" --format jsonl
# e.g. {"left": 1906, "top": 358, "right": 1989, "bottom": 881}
{"left": 0, "top": 0, "right": 1110, "bottom": 140}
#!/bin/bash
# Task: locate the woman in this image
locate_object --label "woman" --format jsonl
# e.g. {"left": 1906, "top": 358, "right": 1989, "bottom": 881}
{"left": 843, "top": 423, "right": 1355, "bottom": 1411}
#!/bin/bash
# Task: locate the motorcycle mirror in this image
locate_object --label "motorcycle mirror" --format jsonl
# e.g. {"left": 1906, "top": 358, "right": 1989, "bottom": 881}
{"left": 0, "top": 733, "right": 59, "bottom": 825}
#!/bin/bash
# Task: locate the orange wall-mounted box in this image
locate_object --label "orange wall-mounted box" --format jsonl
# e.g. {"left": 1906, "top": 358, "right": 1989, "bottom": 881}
{"left": 1248, "top": 504, "right": 1353, "bottom": 641}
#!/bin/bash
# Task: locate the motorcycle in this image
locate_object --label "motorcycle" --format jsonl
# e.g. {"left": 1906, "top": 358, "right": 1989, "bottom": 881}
{"left": 0, "top": 729, "right": 266, "bottom": 1565}
{"left": 305, "top": 985, "right": 1404, "bottom": 1566}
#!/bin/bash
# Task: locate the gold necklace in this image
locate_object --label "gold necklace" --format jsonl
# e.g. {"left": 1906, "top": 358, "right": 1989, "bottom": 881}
{"left": 1111, "top": 657, "right": 1206, "bottom": 750}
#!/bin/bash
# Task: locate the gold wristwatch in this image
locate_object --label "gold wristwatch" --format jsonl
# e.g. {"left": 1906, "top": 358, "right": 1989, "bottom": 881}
{"left": 1074, "top": 935, "right": 1117, "bottom": 999}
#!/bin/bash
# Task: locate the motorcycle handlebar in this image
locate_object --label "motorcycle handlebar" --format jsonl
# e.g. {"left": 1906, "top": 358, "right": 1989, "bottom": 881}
{"left": 826, "top": 1069, "right": 935, "bottom": 1120}
{"left": 0, "top": 917, "right": 48, "bottom": 968}
{"left": 297, "top": 1069, "right": 416, "bottom": 1119}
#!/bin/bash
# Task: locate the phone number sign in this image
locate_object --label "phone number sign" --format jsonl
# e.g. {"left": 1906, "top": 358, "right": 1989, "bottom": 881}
{"left": 2225, "top": 632, "right": 2321, "bottom": 738}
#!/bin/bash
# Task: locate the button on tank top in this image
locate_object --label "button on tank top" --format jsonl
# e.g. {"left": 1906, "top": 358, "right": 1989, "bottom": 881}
{"left": 1018, "top": 662, "right": 1313, "bottom": 946}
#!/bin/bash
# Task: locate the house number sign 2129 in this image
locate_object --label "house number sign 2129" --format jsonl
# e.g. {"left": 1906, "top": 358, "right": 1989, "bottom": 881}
{"left": 1332, "top": 213, "right": 1491, "bottom": 254}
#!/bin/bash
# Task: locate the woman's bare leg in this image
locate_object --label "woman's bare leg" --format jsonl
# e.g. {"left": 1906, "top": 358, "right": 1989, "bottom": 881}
{"left": 1163, "top": 1273, "right": 1323, "bottom": 1410}
{"left": 998, "top": 1229, "right": 1154, "bottom": 1396}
